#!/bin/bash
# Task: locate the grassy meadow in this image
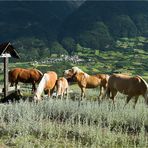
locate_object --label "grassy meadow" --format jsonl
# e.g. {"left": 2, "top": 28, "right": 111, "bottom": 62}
{"left": 0, "top": 88, "right": 148, "bottom": 147}
{"left": 0, "top": 37, "right": 148, "bottom": 147}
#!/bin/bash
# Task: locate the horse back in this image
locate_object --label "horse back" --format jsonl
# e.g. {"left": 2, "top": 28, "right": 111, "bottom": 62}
{"left": 45, "top": 71, "right": 57, "bottom": 90}
{"left": 57, "top": 77, "right": 68, "bottom": 89}
{"left": 9, "top": 68, "right": 43, "bottom": 83}
{"left": 29, "top": 69, "right": 43, "bottom": 82}
{"left": 76, "top": 73, "right": 100, "bottom": 88}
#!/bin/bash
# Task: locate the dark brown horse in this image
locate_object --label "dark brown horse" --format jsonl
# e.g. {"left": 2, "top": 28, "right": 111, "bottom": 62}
{"left": 9, "top": 68, "right": 43, "bottom": 92}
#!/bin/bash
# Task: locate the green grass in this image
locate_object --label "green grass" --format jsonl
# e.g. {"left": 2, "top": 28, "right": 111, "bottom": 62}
{"left": 0, "top": 37, "right": 147, "bottom": 147}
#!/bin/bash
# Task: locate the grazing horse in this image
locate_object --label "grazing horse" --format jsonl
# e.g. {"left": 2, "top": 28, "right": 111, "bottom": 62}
{"left": 64, "top": 67, "right": 109, "bottom": 99}
{"left": 103, "top": 74, "right": 148, "bottom": 108}
{"left": 9, "top": 68, "right": 43, "bottom": 92}
{"left": 34, "top": 71, "right": 57, "bottom": 101}
{"left": 56, "top": 77, "right": 69, "bottom": 99}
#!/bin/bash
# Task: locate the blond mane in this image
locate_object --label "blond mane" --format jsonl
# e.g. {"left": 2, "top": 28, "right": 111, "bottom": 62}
{"left": 72, "top": 67, "right": 89, "bottom": 78}
{"left": 72, "top": 67, "right": 84, "bottom": 74}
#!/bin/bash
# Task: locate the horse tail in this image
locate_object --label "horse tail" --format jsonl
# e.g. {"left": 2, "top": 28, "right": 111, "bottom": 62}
{"left": 136, "top": 75, "right": 148, "bottom": 88}
{"left": 36, "top": 69, "right": 43, "bottom": 77}
{"left": 136, "top": 75, "right": 148, "bottom": 105}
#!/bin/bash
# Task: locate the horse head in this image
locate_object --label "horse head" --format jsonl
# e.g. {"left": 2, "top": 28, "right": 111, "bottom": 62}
{"left": 33, "top": 93, "right": 42, "bottom": 101}
{"left": 64, "top": 67, "right": 83, "bottom": 79}
{"left": 64, "top": 69, "right": 74, "bottom": 79}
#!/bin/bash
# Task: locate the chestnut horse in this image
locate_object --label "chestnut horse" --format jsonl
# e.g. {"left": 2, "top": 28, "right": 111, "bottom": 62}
{"left": 103, "top": 74, "right": 148, "bottom": 108}
{"left": 56, "top": 77, "right": 69, "bottom": 99}
{"left": 64, "top": 67, "right": 109, "bottom": 99}
{"left": 34, "top": 71, "right": 57, "bottom": 101}
{"left": 9, "top": 68, "right": 43, "bottom": 92}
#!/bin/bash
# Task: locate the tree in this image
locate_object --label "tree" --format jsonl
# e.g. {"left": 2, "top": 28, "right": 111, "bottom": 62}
{"left": 50, "top": 41, "right": 68, "bottom": 56}
{"left": 77, "top": 22, "right": 113, "bottom": 49}
{"left": 61, "top": 37, "right": 76, "bottom": 55}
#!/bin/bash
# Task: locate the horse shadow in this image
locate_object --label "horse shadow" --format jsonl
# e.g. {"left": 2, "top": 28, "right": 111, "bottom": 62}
{"left": 0, "top": 90, "right": 24, "bottom": 103}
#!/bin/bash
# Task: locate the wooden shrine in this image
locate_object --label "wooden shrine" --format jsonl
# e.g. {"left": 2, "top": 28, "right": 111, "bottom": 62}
{"left": 0, "top": 42, "right": 20, "bottom": 98}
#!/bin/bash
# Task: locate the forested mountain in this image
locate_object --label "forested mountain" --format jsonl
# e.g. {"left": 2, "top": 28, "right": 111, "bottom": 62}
{"left": 0, "top": 1, "right": 81, "bottom": 42}
{"left": 59, "top": 1, "right": 148, "bottom": 49}
{"left": 0, "top": 1, "right": 148, "bottom": 60}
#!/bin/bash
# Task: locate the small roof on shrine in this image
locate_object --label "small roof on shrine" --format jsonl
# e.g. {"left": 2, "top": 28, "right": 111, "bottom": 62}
{"left": 0, "top": 42, "right": 20, "bottom": 59}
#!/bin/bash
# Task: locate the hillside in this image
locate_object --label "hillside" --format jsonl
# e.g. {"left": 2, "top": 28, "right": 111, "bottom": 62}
{"left": 0, "top": 1, "right": 81, "bottom": 43}
{"left": 59, "top": 1, "right": 148, "bottom": 49}
{"left": 0, "top": 1, "right": 148, "bottom": 60}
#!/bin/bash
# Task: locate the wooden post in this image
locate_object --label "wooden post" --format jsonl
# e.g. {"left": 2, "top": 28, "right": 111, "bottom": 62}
{"left": 4, "top": 56, "right": 9, "bottom": 97}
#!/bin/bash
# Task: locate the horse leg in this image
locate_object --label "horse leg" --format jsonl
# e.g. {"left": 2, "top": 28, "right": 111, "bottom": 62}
{"left": 101, "top": 87, "right": 108, "bottom": 100}
{"left": 133, "top": 96, "right": 139, "bottom": 109}
{"left": 15, "top": 82, "right": 18, "bottom": 91}
{"left": 65, "top": 88, "right": 68, "bottom": 100}
{"left": 110, "top": 90, "right": 117, "bottom": 108}
{"left": 47, "top": 90, "right": 50, "bottom": 98}
{"left": 123, "top": 96, "right": 132, "bottom": 109}
{"left": 50, "top": 86, "right": 56, "bottom": 97}
{"left": 10, "top": 82, "right": 14, "bottom": 87}
{"left": 81, "top": 87, "right": 86, "bottom": 100}
{"left": 61, "top": 90, "right": 64, "bottom": 100}
{"left": 98, "top": 86, "right": 103, "bottom": 100}
{"left": 32, "top": 82, "right": 36, "bottom": 92}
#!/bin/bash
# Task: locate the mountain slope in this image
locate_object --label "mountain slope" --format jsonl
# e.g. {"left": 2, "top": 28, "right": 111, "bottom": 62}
{"left": 0, "top": 1, "right": 81, "bottom": 43}
{"left": 59, "top": 1, "right": 148, "bottom": 49}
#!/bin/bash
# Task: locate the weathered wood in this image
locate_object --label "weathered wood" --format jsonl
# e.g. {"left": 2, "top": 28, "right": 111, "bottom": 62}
{"left": 0, "top": 42, "right": 20, "bottom": 97}
{"left": 4, "top": 57, "right": 8, "bottom": 97}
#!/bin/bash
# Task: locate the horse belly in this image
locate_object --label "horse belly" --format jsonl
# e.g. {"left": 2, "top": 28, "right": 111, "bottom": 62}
{"left": 86, "top": 82, "right": 98, "bottom": 88}
{"left": 111, "top": 80, "right": 129, "bottom": 95}
{"left": 18, "top": 76, "right": 32, "bottom": 83}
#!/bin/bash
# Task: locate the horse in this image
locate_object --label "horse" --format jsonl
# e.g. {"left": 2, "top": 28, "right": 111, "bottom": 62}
{"left": 102, "top": 74, "right": 148, "bottom": 108}
{"left": 56, "top": 77, "right": 69, "bottom": 99}
{"left": 34, "top": 71, "right": 57, "bottom": 101}
{"left": 64, "top": 67, "right": 109, "bottom": 99}
{"left": 8, "top": 68, "right": 43, "bottom": 92}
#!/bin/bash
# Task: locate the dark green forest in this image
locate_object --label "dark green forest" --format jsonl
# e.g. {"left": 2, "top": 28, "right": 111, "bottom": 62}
{"left": 0, "top": 1, "right": 148, "bottom": 60}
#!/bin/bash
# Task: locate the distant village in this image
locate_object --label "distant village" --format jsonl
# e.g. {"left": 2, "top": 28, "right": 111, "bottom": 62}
{"left": 31, "top": 55, "right": 92, "bottom": 66}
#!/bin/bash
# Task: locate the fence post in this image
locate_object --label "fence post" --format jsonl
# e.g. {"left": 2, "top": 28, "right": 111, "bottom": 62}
{"left": 4, "top": 56, "right": 9, "bottom": 97}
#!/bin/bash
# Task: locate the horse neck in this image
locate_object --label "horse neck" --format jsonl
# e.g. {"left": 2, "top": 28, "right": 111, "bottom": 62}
{"left": 74, "top": 72, "right": 89, "bottom": 82}
{"left": 36, "top": 74, "right": 48, "bottom": 96}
